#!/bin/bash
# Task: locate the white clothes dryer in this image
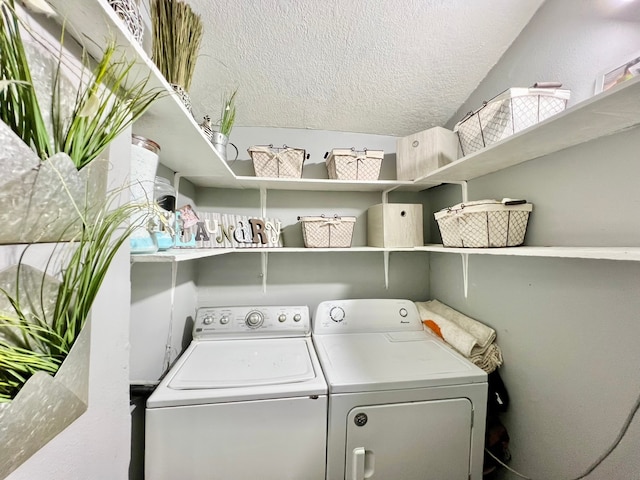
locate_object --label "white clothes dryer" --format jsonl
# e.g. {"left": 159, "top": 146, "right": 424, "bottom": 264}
{"left": 312, "top": 299, "right": 488, "bottom": 480}
{"left": 145, "top": 305, "right": 327, "bottom": 480}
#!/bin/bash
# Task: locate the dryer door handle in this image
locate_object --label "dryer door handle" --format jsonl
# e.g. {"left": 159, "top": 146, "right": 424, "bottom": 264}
{"left": 351, "top": 447, "right": 365, "bottom": 480}
{"left": 350, "top": 447, "right": 375, "bottom": 479}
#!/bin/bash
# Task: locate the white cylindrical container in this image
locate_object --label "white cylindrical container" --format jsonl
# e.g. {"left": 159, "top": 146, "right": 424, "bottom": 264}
{"left": 130, "top": 134, "right": 161, "bottom": 254}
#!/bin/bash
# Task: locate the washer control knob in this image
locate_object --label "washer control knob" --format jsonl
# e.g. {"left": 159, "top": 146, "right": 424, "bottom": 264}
{"left": 278, "top": 314, "right": 287, "bottom": 323}
{"left": 202, "top": 315, "right": 214, "bottom": 325}
{"left": 293, "top": 313, "right": 302, "bottom": 322}
{"left": 329, "top": 306, "right": 345, "bottom": 322}
{"left": 399, "top": 308, "right": 408, "bottom": 318}
{"left": 245, "top": 311, "right": 264, "bottom": 329}
{"left": 219, "top": 316, "right": 230, "bottom": 325}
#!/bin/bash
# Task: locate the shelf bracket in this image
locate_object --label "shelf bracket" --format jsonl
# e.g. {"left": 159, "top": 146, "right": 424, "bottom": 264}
{"left": 260, "top": 186, "right": 267, "bottom": 218}
{"left": 439, "top": 180, "right": 468, "bottom": 203}
{"left": 260, "top": 251, "right": 268, "bottom": 293}
{"left": 438, "top": 181, "right": 469, "bottom": 297}
{"left": 173, "top": 172, "right": 183, "bottom": 197}
{"left": 162, "top": 260, "right": 178, "bottom": 372}
{"left": 460, "top": 252, "right": 469, "bottom": 298}
{"left": 382, "top": 185, "right": 400, "bottom": 204}
{"left": 383, "top": 250, "right": 390, "bottom": 289}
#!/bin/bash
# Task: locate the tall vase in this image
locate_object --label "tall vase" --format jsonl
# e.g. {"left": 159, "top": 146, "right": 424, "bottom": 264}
{"left": 130, "top": 134, "right": 160, "bottom": 254}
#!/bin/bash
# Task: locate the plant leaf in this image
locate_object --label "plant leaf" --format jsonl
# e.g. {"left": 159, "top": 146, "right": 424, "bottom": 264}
{"left": 21, "top": 0, "right": 57, "bottom": 17}
{"left": 0, "top": 79, "right": 30, "bottom": 92}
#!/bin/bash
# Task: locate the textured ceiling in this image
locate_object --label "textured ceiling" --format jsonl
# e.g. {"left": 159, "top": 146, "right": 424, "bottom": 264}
{"left": 185, "top": 0, "right": 545, "bottom": 136}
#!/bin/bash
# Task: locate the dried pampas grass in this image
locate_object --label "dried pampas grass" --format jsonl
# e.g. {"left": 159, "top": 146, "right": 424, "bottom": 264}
{"left": 151, "top": 0, "right": 203, "bottom": 92}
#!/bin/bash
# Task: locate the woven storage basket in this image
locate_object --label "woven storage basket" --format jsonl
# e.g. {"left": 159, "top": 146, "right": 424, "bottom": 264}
{"left": 107, "top": 0, "right": 143, "bottom": 45}
{"left": 325, "top": 148, "right": 383, "bottom": 180}
{"left": 298, "top": 215, "right": 356, "bottom": 248}
{"left": 248, "top": 145, "right": 307, "bottom": 178}
{"left": 454, "top": 84, "right": 570, "bottom": 156}
{"left": 435, "top": 200, "right": 533, "bottom": 248}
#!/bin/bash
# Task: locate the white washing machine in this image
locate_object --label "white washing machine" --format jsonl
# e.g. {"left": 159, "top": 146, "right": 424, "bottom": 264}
{"left": 145, "top": 305, "right": 328, "bottom": 480}
{"left": 312, "top": 299, "right": 488, "bottom": 480}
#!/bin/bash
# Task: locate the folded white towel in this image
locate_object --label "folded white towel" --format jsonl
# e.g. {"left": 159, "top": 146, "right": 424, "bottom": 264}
{"left": 422, "top": 299, "right": 496, "bottom": 348}
{"left": 415, "top": 303, "right": 477, "bottom": 357}
{"left": 470, "top": 343, "right": 503, "bottom": 374}
{"left": 416, "top": 300, "right": 504, "bottom": 374}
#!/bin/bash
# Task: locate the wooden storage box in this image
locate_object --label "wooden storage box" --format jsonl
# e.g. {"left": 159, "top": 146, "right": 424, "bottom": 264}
{"left": 396, "top": 127, "right": 458, "bottom": 180}
{"left": 367, "top": 203, "right": 424, "bottom": 247}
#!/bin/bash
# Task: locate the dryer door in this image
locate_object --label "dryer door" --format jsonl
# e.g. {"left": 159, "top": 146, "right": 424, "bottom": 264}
{"left": 345, "top": 398, "right": 473, "bottom": 480}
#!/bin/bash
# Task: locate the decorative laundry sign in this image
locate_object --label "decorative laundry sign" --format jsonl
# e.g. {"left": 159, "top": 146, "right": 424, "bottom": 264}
{"left": 184, "top": 211, "right": 282, "bottom": 248}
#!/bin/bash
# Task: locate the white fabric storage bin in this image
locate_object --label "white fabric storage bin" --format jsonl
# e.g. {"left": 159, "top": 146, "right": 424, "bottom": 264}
{"left": 298, "top": 215, "right": 356, "bottom": 248}
{"left": 396, "top": 127, "right": 458, "bottom": 180}
{"left": 367, "top": 203, "right": 423, "bottom": 247}
{"left": 435, "top": 199, "right": 533, "bottom": 248}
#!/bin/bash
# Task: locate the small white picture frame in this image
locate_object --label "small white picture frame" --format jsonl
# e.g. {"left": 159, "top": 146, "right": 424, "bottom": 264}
{"left": 595, "top": 50, "right": 640, "bottom": 93}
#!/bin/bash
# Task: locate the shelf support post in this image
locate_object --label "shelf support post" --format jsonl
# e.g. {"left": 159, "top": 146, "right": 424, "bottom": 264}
{"left": 382, "top": 185, "right": 400, "bottom": 204}
{"left": 261, "top": 251, "right": 268, "bottom": 293}
{"left": 383, "top": 250, "right": 390, "bottom": 289}
{"left": 460, "top": 253, "right": 469, "bottom": 298}
{"left": 260, "top": 186, "right": 267, "bottom": 218}
{"left": 162, "top": 260, "right": 179, "bottom": 372}
{"left": 439, "top": 180, "right": 468, "bottom": 203}
{"left": 438, "top": 181, "right": 469, "bottom": 297}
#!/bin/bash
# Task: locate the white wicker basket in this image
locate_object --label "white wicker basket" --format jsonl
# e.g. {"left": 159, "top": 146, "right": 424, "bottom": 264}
{"left": 298, "top": 215, "right": 356, "bottom": 248}
{"left": 107, "top": 0, "right": 144, "bottom": 45}
{"left": 325, "top": 148, "right": 383, "bottom": 180}
{"left": 454, "top": 84, "right": 570, "bottom": 156}
{"left": 435, "top": 200, "right": 533, "bottom": 248}
{"left": 248, "top": 145, "right": 307, "bottom": 178}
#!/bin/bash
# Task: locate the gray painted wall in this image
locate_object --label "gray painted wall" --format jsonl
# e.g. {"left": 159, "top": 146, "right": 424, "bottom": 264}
{"left": 130, "top": 129, "right": 431, "bottom": 383}
{"left": 429, "top": 0, "right": 640, "bottom": 478}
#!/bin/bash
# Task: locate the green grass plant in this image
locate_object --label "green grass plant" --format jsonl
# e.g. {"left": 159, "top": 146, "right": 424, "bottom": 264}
{"left": 218, "top": 89, "right": 237, "bottom": 137}
{"left": 0, "top": 197, "right": 153, "bottom": 403}
{"left": 1, "top": 0, "right": 163, "bottom": 169}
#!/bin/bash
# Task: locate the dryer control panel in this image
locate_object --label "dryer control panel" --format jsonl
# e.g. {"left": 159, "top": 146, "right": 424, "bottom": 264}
{"left": 194, "top": 305, "right": 310, "bottom": 339}
{"left": 313, "top": 299, "right": 422, "bottom": 334}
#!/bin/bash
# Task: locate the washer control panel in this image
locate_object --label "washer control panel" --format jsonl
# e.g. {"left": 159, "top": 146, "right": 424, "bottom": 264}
{"left": 194, "top": 306, "right": 310, "bottom": 339}
{"left": 313, "top": 299, "right": 422, "bottom": 334}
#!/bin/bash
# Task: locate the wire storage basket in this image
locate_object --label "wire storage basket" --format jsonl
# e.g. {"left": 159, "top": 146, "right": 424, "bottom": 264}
{"left": 107, "top": 0, "right": 144, "bottom": 45}
{"left": 325, "top": 148, "right": 384, "bottom": 180}
{"left": 435, "top": 199, "right": 533, "bottom": 248}
{"left": 298, "top": 215, "right": 356, "bottom": 248}
{"left": 248, "top": 145, "right": 308, "bottom": 178}
{"left": 454, "top": 84, "right": 570, "bottom": 156}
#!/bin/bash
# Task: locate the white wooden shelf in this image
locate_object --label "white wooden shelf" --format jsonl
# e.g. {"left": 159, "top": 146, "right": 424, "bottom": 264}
{"left": 190, "top": 176, "right": 424, "bottom": 192}
{"left": 48, "top": 0, "right": 640, "bottom": 271}
{"left": 418, "top": 245, "right": 640, "bottom": 262}
{"left": 48, "top": 0, "right": 640, "bottom": 194}
{"left": 130, "top": 245, "right": 640, "bottom": 263}
{"left": 130, "top": 246, "right": 420, "bottom": 263}
{"left": 130, "top": 249, "right": 234, "bottom": 263}
{"left": 414, "top": 76, "right": 640, "bottom": 186}
{"left": 47, "top": 0, "right": 236, "bottom": 181}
